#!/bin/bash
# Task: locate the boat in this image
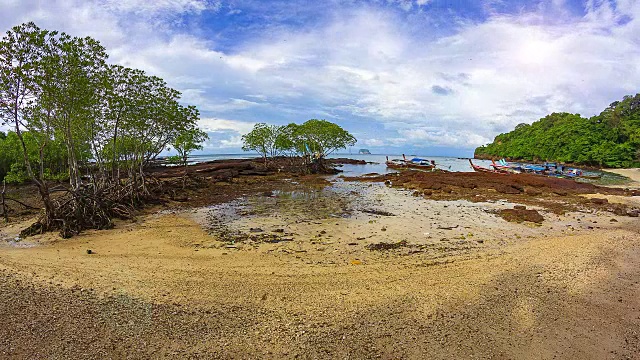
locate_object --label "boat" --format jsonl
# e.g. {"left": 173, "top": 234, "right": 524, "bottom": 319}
{"left": 562, "top": 168, "right": 602, "bottom": 180}
{"left": 386, "top": 155, "right": 435, "bottom": 170}
{"left": 491, "top": 159, "right": 522, "bottom": 174}
{"left": 469, "top": 159, "right": 505, "bottom": 174}
{"left": 385, "top": 157, "right": 407, "bottom": 169}
{"left": 491, "top": 159, "right": 603, "bottom": 180}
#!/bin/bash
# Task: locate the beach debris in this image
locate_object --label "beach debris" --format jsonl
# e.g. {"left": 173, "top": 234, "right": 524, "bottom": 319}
{"left": 514, "top": 205, "right": 527, "bottom": 210}
{"left": 249, "top": 227, "right": 264, "bottom": 233}
{"left": 86, "top": 249, "right": 93, "bottom": 254}
{"left": 350, "top": 259, "right": 363, "bottom": 265}
{"left": 366, "top": 240, "right": 408, "bottom": 251}
{"left": 361, "top": 209, "right": 396, "bottom": 216}
{"left": 437, "top": 225, "right": 459, "bottom": 230}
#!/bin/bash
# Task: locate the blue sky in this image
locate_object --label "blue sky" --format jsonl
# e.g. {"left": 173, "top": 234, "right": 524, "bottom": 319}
{"left": 2, "top": 0, "right": 640, "bottom": 156}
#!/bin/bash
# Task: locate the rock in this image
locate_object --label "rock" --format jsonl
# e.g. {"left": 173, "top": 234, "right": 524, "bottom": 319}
{"left": 524, "top": 187, "right": 542, "bottom": 196}
{"left": 610, "top": 218, "right": 618, "bottom": 222}
{"left": 513, "top": 205, "right": 526, "bottom": 210}
{"left": 590, "top": 198, "right": 608, "bottom": 205}
{"left": 272, "top": 228, "right": 285, "bottom": 233}
{"left": 628, "top": 209, "right": 640, "bottom": 217}
{"left": 613, "top": 207, "right": 628, "bottom": 216}
{"left": 86, "top": 249, "right": 93, "bottom": 255}
{"left": 249, "top": 228, "right": 264, "bottom": 233}
{"left": 498, "top": 208, "right": 544, "bottom": 223}
{"left": 366, "top": 240, "right": 408, "bottom": 251}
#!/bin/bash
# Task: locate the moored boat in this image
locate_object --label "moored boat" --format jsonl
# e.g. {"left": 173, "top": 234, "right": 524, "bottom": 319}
{"left": 469, "top": 159, "right": 505, "bottom": 174}
{"left": 386, "top": 155, "right": 436, "bottom": 170}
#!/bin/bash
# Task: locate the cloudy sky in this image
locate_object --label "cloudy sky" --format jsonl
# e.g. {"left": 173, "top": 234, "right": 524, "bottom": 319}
{"left": 2, "top": 0, "right": 639, "bottom": 156}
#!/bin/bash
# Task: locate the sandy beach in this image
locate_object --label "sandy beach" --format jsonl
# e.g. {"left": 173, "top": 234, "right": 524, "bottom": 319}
{"left": 1, "top": 168, "right": 639, "bottom": 359}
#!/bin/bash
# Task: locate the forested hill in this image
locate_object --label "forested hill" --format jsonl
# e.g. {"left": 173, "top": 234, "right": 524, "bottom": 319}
{"left": 474, "top": 94, "right": 640, "bottom": 168}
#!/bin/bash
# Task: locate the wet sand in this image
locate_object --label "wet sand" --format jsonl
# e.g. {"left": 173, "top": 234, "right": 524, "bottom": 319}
{"left": 606, "top": 168, "right": 640, "bottom": 188}
{"left": 1, "top": 173, "right": 640, "bottom": 359}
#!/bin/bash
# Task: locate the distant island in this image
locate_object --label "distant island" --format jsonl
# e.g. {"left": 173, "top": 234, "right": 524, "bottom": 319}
{"left": 475, "top": 94, "right": 640, "bottom": 168}
{"left": 359, "top": 149, "right": 371, "bottom": 154}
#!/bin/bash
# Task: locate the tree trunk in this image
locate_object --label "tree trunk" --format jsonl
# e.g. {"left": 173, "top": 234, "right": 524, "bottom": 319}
{"left": 1, "top": 180, "right": 8, "bottom": 223}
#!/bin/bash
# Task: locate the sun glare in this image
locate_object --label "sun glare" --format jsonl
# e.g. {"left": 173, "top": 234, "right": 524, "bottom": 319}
{"left": 518, "top": 40, "right": 552, "bottom": 65}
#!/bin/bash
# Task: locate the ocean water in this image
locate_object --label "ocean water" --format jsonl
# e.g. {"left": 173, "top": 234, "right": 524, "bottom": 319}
{"left": 186, "top": 153, "right": 492, "bottom": 176}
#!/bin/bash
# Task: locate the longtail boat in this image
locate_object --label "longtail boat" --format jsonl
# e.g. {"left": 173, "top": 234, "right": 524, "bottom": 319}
{"left": 469, "top": 159, "right": 504, "bottom": 174}
{"left": 386, "top": 155, "right": 435, "bottom": 170}
{"left": 491, "top": 160, "right": 521, "bottom": 174}
{"left": 490, "top": 159, "right": 603, "bottom": 180}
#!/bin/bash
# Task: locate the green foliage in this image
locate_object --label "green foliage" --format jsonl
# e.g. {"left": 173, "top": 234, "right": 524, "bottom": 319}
{"left": 171, "top": 127, "right": 208, "bottom": 167}
{"left": 293, "top": 119, "right": 356, "bottom": 157}
{"left": 0, "top": 22, "right": 205, "bottom": 188}
{"left": 475, "top": 94, "right": 640, "bottom": 168}
{"left": 4, "top": 163, "right": 28, "bottom": 184}
{"left": 242, "top": 119, "right": 356, "bottom": 161}
{"left": 166, "top": 155, "right": 182, "bottom": 165}
{"left": 0, "top": 130, "right": 68, "bottom": 182}
{"left": 241, "top": 123, "right": 287, "bottom": 160}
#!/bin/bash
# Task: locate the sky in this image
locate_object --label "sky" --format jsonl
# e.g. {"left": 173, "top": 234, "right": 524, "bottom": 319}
{"left": 1, "top": 0, "right": 640, "bottom": 156}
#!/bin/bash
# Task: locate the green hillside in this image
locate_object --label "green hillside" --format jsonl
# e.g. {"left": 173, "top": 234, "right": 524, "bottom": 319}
{"left": 475, "top": 94, "right": 640, "bottom": 168}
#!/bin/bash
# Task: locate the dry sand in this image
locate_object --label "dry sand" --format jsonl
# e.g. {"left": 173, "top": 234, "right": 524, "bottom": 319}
{"left": 1, "top": 179, "right": 639, "bottom": 359}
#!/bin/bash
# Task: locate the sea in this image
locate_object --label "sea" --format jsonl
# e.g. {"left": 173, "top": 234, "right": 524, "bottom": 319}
{"left": 186, "top": 153, "right": 493, "bottom": 177}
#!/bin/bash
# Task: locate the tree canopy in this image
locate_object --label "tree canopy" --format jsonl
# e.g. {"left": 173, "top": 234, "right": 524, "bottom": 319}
{"left": 0, "top": 22, "right": 207, "bottom": 236}
{"left": 241, "top": 119, "right": 356, "bottom": 161}
{"left": 475, "top": 94, "right": 640, "bottom": 168}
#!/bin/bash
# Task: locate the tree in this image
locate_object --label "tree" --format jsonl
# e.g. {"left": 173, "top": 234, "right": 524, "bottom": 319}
{"left": 0, "top": 22, "right": 57, "bottom": 219}
{"left": 475, "top": 95, "right": 640, "bottom": 168}
{"left": 0, "top": 22, "right": 205, "bottom": 237}
{"left": 171, "top": 127, "right": 208, "bottom": 171}
{"left": 293, "top": 119, "right": 356, "bottom": 159}
{"left": 241, "top": 123, "right": 286, "bottom": 163}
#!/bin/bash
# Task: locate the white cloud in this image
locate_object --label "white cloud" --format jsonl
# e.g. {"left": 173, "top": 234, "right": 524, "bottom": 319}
{"left": 198, "top": 118, "right": 256, "bottom": 134}
{"left": 2, "top": 0, "right": 640, "bottom": 152}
